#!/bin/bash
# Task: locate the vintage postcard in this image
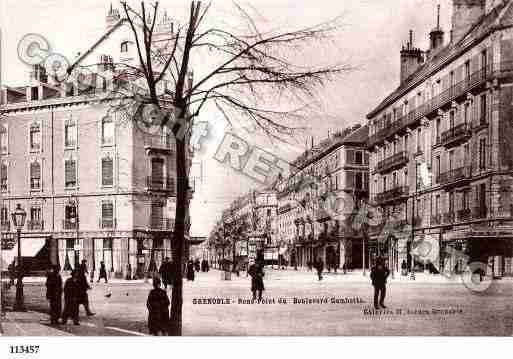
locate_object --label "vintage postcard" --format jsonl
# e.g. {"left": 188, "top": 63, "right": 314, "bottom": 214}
{"left": 0, "top": 0, "right": 512, "bottom": 342}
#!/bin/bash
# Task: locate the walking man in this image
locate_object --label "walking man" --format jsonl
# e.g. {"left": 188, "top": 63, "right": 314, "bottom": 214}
{"left": 314, "top": 258, "right": 324, "bottom": 281}
{"left": 146, "top": 276, "right": 170, "bottom": 336}
{"left": 45, "top": 265, "right": 62, "bottom": 325}
{"left": 78, "top": 260, "right": 95, "bottom": 316}
{"left": 370, "top": 257, "right": 390, "bottom": 310}
{"left": 61, "top": 270, "right": 81, "bottom": 325}
{"left": 98, "top": 261, "right": 108, "bottom": 283}
{"left": 159, "top": 257, "right": 173, "bottom": 290}
{"left": 248, "top": 260, "right": 264, "bottom": 301}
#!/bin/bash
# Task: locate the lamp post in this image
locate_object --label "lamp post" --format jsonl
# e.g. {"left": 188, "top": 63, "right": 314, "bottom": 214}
{"left": 12, "top": 204, "right": 27, "bottom": 311}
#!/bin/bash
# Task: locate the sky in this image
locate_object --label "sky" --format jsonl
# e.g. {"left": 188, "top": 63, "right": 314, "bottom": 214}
{"left": 0, "top": 0, "right": 453, "bottom": 236}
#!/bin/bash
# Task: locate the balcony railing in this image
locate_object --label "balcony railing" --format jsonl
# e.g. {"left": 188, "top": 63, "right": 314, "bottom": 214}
{"left": 440, "top": 123, "right": 472, "bottom": 147}
{"left": 146, "top": 176, "right": 175, "bottom": 194}
{"left": 375, "top": 186, "right": 409, "bottom": 205}
{"left": 457, "top": 208, "right": 472, "bottom": 222}
{"left": 368, "top": 62, "right": 513, "bottom": 148}
{"left": 62, "top": 219, "right": 78, "bottom": 230}
{"left": 437, "top": 166, "right": 471, "bottom": 186}
{"left": 375, "top": 151, "right": 409, "bottom": 174}
{"left": 1, "top": 221, "right": 10, "bottom": 231}
{"left": 99, "top": 218, "right": 116, "bottom": 229}
{"left": 150, "top": 218, "right": 174, "bottom": 231}
{"left": 144, "top": 137, "right": 175, "bottom": 152}
{"left": 472, "top": 206, "right": 487, "bottom": 219}
{"left": 27, "top": 220, "right": 44, "bottom": 231}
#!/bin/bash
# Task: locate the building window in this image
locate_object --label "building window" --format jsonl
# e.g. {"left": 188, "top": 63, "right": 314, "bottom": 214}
{"left": 31, "top": 87, "right": 39, "bottom": 101}
{"left": 101, "top": 116, "right": 114, "bottom": 145}
{"left": 404, "top": 169, "right": 408, "bottom": 187}
{"left": 435, "top": 195, "right": 440, "bottom": 215}
{"left": 354, "top": 151, "right": 363, "bottom": 164}
{"left": 1, "top": 207, "right": 8, "bottom": 227}
{"left": 435, "top": 155, "right": 440, "bottom": 180}
{"left": 64, "top": 120, "right": 77, "bottom": 147}
{"left": 65, "top": 159, "right": 77, "bottom": 188}
{"left": 0, "top": 163, "right": 7, "bottom": 191}
{"left": 101, "top": 201, "right": 114, "bottom": 228}
{"left": 150, "top": 158, "right": 165, "bottom": 189}
{"left": 101, "top": 156, "right": 114, "bottom": 187}
{"left": 480, "top": 94, "right": 487, "bottom": 125}
{"left": 102, "top": 238, "right": 114, "bottom": 272}
{"left": 479, "top": 138, "right": 486, "bottom": 170}
{"left": 449, "top": 151, "right": 454, "bottom": 171}
{"left": 29, "top": 123, "right": 41, "bottom": 151}
{"left": 120, "top": 41, "right": 129, "bottom": 53}
{"left": 355, "top": 172, "right": 363, "bottom": 189}
{"left": 416, "top": 128, "right": 422, "bottom": 153}
{"left": 30, "top": 161, "right": 41, "bottom": 190}
{"left": 64, "top": 203, "right": 78, "bottom": 230}
{"left": 464, "top": 103, "right": 470, "bottom": 124}
{"left": 465, "top": 60, "right": 470, "bottom": 80}
{"left": 0, "top": 126, "right": 7, "bottom": 154}
{"left": 449, "top": 111, "right": 455, "bottom": 129}
{"left": 29, "top": 206, "right": 42, "bottom": 230}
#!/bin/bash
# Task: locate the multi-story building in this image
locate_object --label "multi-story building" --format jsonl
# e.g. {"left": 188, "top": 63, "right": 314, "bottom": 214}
{"left": 0, "top": 6, "right": 193, "bottom": 278}
{"left": 273, "top": 125, "right": 369, "bottom": 269}
{"left": 366, "top": 0, "right": 513, "bottom": 277}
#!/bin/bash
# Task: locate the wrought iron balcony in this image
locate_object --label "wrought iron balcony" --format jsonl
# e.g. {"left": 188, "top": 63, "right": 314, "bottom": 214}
{"left": 375, "top": 151, "right": 409, "bottom": 174}
{"left": 99, "top": 218, "right": 116, "bottom": 229}
{"left": 472, "top": 206, "right": 487, "bottom": 219}
{"left": 27, "top": 220, "right": 44, "bottom": 231}
{"left": 375, "top": 186, "right": 409, "bottom": 205}
{"left": 144, "top": 136, "right": 174, "bottom": 153}
{"left": 437, "top": 166, "right": 471, "bottom": 187}
{"left": 441, "top": 123, "right": 472, "bottom": 148}
{"left": 457, "top": 208, "right": 472, "bottom": 222}
{"left": 146, "top": 176, "right": 176, "bottom": 195}
{"left": 150, "top": 217, "right": 174, "bottom": 231}
{"left": 62, "top": 219, "right": 78, "bottom": 230}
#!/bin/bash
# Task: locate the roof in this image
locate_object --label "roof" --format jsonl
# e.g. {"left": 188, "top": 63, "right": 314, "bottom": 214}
{"left": 367, "top": 1, "right": 513, "bottom": 119}
{"left": 340, "top": 124, "right": 368, "bottom": 145}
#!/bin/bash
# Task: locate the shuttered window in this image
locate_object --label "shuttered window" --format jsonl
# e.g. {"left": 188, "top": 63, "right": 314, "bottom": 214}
{"left": 151, "top": 202, "right": 163, "bottom": 228}
{"left": 65, "top": 160, "right": 76, "bottom": 187}
{"left": 346, "top": 171, "right": 355, "bottom": 189}
{"left": 101, "top": 201, "right": 114, "bottom": 228}
{"left": 151, "top": 158, "right": 164, "bottom": 188}
{"left": 345, "top": 150, "right": 354, "bottom": 164}
{"left": 102, "top": 157, "right": 113, "bottom": 186}
{"left": 0, "top": 163, "right": 7, "bottom": 191}
{"left": 0, "top": 126, "right": 7, "bottom": 153}
{"left": 30, "top": 123, "right": 41, "bottom": 151}
{"left": 30, "top": 161, "right": 41, "bottom": 189}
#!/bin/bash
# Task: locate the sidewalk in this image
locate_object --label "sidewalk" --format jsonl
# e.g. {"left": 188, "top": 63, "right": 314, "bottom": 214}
{"left": 0, "top": 310, "right": 71, "bottom": 336}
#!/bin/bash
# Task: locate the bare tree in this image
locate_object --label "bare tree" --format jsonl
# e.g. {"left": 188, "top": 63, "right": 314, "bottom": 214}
{"left": 114, "top": 0, "right": 350, "bottom": 336}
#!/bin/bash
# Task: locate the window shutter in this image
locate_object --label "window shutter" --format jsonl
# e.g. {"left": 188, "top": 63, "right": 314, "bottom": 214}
{"left": 346, "top": 171, "right": 355, "bottom": 189}
{"left": 30, "top": 162, "right": 41, "bottom": 179}
{"left": 102, "top": 202, "right": 113, "bottom": 220}
{"left": 102, "top": 157, "right": 113, "bottom": 186}
{"left": 345, "top": 150, "right": 354, "bottom": 164}
{"left": 0, "top": 164, "right": 6, "bottom": 180}
{"left": 65, "top": 160, "right": 76, "bottom": 185}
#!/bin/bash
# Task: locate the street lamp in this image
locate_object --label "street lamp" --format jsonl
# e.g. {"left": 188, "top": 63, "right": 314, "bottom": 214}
{"left": 11, "top": 204, "right": 27, "bottom": 311}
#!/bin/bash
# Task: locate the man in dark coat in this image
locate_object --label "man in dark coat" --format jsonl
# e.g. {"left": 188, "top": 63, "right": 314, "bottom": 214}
{"left": 61, "top": 270, "right": 81, "bottom": 325}
{"left": 78, "top": 260, "right": 95, "bottom": 316}
{"left": 248, "top": 261, "right": 265, "bottom": 300}
{"left": 194, "top": 259, "right": 200, "bottom": 272}
{"left": 45, "top": 265, "right": 62, "bottom": 325}
{"left": 186, "top": 260, "right": 195, "bottom": 281}
{"left": 146, "top": 276, "right": 170, "bottom": 335}
{"left": 370, "top": 257, "right": 390, "bottom": 309}
{"left": 159, "top": 257, "right": 173, "bottom": 289}
{"left": 314, "top": 258, "right": 324, "bottom": 281}
{"left": 97, "top": 261, "right": 108, "bottom": 283}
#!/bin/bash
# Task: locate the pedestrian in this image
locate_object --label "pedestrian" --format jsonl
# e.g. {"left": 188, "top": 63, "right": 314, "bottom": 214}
{"left": 78, "top": 260, "right": 95, "bottom": 316}
{"left": 146, "top": 276, "right": 170, "bottom": 336}
{"left": 61, "top": 270, "right": 81, "bottom": 325}
{"left": 186, "top": 260, "right": 195, "bottom": 281}
{"left": 194, "top": 258, "right": 201, "bottom": 272}
{"left": 159, "top": 257, "right": 173, "bottom": 290}
{"left": 307, "top": 260, "right": 313, "bottom": 271}
{"left": 248, "top": 260, "right": 264, "bottom": 300}
{"left": 370, "top": 257, "right": 390, "bottom": 310}
{"left": 45, "top": 265, "right": 62, "bottom": 325}
{"left": 97, "top": 261, "right": 108, "bottom": 283}
{"left": 205, "top": 260, "right": 210, "bottom": 272}
{"left": 314, "top": 258, "right": 324, "bottom": 281}
{"left": 401, "top": 260, "right": 407, "bottom": 276}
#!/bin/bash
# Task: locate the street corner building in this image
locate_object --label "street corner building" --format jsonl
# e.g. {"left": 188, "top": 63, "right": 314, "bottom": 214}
{"left": 0, "top": 6, "right": 194, "bottom": 278}
{"left": 366, "top": 0, "right": 513, "bottom": 278}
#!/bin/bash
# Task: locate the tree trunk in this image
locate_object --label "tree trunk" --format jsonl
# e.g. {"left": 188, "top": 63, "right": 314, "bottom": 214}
{"left": 169, "top": 121, "right": 189, "bottom": 336}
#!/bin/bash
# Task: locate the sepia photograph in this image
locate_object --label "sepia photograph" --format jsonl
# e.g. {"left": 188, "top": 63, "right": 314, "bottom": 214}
{"left": 0, "top": 0, "right": 512, "bottom": 344}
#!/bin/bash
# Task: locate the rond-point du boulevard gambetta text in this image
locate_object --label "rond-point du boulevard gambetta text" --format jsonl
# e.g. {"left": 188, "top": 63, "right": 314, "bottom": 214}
{"left": 192, "top": 296, "right": 364, "bottom": 305}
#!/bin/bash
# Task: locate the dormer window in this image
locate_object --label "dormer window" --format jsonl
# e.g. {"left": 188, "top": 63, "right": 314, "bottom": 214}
{"left": 121, "top": 41, "right": 129, "bottom": 53}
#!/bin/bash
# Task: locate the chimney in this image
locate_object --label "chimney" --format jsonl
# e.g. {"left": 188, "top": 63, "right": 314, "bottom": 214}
{"left": 106, "top": 3, "right": 121, "bottom": 30}
{"left": 429, "top": 5, "right": 445, "bottom": 52}
{"left": 30, "top": 64, "right": 47, "bottom": 83}
{"left": 451, "top": 0, "right": 485, "bottom": 43}
{"left": 400, "top": 30, "right": 424, "bottom": 84}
